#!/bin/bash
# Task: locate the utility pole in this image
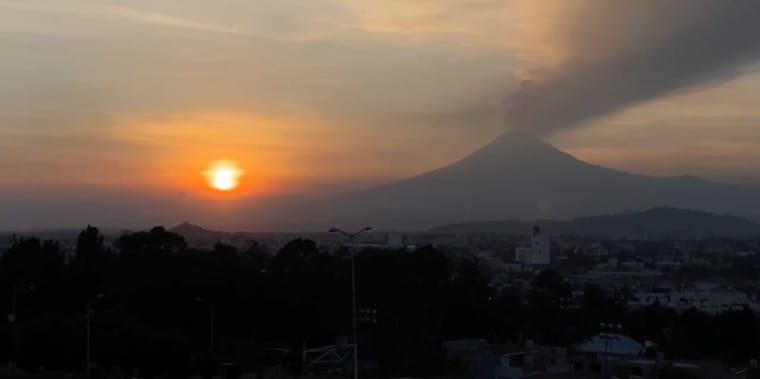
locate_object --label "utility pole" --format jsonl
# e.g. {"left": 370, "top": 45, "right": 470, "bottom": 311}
{"left": 600, "top": 322, "right": 622, "bottom": 377}
{"left": 350, "top": 242, "right": 358, "bottom": 379}
{"left": 329, "top": 226, "right": 372, "bottom": 379}
{"left": 86, "top": 303, "right": 91, "bottom": 377}
{"left": 86, "top": 293, "right": 104, "bottom": 378}
{"left": 9, "top": 283, "right": 17, "bottom": 373}
{"left": 196, "top": 297, "right": 216, "bottom": 354}
{"left": 209, "top": 302, "right": 215, "bottom": 354}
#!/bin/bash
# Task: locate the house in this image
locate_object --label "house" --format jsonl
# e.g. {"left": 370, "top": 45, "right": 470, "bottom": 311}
{"left": 442, "top": 339, "right": 569, "bottom": 379}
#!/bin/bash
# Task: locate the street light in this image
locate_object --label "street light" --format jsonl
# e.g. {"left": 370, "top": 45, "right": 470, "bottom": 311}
{"left": 195, "top": 297, "right": 215, "bottom": 354}
{"left": 86, "top": 293, "right": 105, "bottom": 378}
{"left": 9, "top": 283, "right": 17, "bottom": 374}
{"left": 329, "top": 226, "right": 372, "bottom": 379}
{"left": 599, "top": 322, "right": 622, "bottom": 377}
{"left": 8, "top": 284, "right": 35, "bottom": 373}
{"left": 645, "top": 340, "right": 661, "bottom": 379}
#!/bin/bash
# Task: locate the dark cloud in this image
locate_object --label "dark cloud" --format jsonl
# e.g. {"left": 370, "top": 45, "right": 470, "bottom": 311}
{"left": 507, "top": 1, "right": 760, "bottom": 135}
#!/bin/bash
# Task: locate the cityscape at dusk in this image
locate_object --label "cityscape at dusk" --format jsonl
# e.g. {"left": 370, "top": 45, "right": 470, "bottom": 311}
{"left": 3, "top": 1, "right": 760, "bottom": 379}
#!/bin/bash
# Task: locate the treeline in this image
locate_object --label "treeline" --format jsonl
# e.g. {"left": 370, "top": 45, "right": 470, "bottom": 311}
{"left": 0, "top": 226, "right": 759, "bottom": 377}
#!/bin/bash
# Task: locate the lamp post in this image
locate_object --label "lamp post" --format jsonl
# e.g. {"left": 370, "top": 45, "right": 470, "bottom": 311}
{"left": 8, "top": 284, "right": 34, "bottom": 374}
{"left": 329, "top": 226, "right": 372, "bottom": 379}
{"left": 599, "top": 322, "right": 622, "bottom": 377}
{"left": 86, "top": 293, "right": 104, "bottom": 378}
{"left": 9, "top": 283, "right": 17, "bottom": 373}
{"left": 645, "top": 340, "right": 660, "bottom": 379}
{"left": 195, "top": 297, "right": 215, "bottom": 354}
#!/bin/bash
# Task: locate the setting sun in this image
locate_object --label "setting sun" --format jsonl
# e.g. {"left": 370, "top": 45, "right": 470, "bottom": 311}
{"left": 205, "top": 160, "right": 244, "bottom": 192}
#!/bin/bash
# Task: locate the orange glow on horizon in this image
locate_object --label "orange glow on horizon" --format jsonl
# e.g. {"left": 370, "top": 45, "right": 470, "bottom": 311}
{"left": 108, "top": 111, "right": 393, "bottom": 197}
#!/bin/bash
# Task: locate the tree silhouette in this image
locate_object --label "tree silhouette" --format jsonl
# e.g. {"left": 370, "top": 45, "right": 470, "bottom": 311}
{"left": 2, "top": 226, "right": 759, "bottom": 376}
{"left": 73, "top": 225, "right": 110, "bottom": 300}
{"left": 115, "top": 226, "right": 187, "bottom": 257}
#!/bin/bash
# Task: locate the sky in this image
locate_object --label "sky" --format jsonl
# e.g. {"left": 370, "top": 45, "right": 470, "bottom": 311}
{"left": 1, "top": 0, "right": 760, "bottom": 230}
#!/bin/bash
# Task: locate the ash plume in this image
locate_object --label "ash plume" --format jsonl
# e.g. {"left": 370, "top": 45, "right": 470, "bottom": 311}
{"left": 506, "top": 0, "right": 760, "bottom": 135}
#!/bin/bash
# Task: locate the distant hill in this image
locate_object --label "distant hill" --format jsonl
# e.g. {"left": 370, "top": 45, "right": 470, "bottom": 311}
{"left": 430, "top": 207, "right": 760, "bottom": 238}
{"left": 247, "top": 132, "right": 760, "bottom": 230}
{"left": 169, "top": 222, "right": 253, "bottom": 248}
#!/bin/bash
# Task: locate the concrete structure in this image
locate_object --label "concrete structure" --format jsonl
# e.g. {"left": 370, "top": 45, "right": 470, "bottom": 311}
{"left": 515, "top": 226, "right": 551, "bottom": 265}
{"left": 628, "top": 283, "right": 760, "bottom": 314}
{"left": 575, "top": 333, "right": 645, "bottom": 356}
{"left": 569, "top": 355, "right": 740, "bottom": 379}
{"left": 495, "top": 345, "right": 568, "bottom": 379}
{"left": 442, "top": 339, "right": 569, "bottom": 379}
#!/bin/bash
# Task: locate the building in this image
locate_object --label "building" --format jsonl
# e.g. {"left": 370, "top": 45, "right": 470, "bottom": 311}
{"left": 628, "top": 282, "right": 760, "bottom": 314}
{"left": 571, "top": 333, "right": 648, "bottom": 378}
{"left": 495, "top": 343, "right": 568, "bottom": 379}
{"left": 575, "top": 333, "right": 645, "bottom": 356}
{"left": 442, "top": 339, "right": 569, "bottom": 379}
{"left": 515, "top": 226, "right": 551, "bottom": 265}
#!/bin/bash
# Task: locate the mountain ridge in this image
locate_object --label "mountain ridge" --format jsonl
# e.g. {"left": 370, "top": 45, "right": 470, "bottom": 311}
{"left": 430, "top": 206, "right": 760, "bottom": 238}
{"left": 246, "top": 132, "right": 760, "bottom": 230}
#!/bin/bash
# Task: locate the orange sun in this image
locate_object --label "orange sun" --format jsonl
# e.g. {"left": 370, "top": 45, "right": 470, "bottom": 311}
{"left": 205, "top": 160, "right": 243, "bottom": 192}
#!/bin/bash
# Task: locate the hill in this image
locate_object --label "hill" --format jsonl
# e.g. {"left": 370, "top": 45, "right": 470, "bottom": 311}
{"left": 431, "top": 207, "right": 760, "bottom": 238}
{"left": 169, "top": 222, "right": 253, "bottom": 248}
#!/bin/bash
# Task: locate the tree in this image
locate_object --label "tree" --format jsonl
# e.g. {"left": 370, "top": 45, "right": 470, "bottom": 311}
{"left": 274, "top": 238, "right": 321, "bottom": 273}
{"left": 2, "top": 237, "right": 64, "bottom": 288}
{"left": 212, "top": 241, "right": 237, "bottom": 258}
{"left": 76, "top": 225, "right": 106, "bottom": 266}
{"left": 73, "top": 225, "right": 110, "bottom": 297}
{"left": 529, "top": 269, "right": 573, "bottom": 344}
{"left": 411, "top": 245, "right": 452, "bottom": 287}
{"left": 442, "top": 258, "right": 494, "bottom": 338}
{"left": 715, "top": 307, "right": 759, "bottom": 362}
{"left": 115, "top": 226, "right": 187, "bottom": 257}
{"left": 670, "top": 308, "right": 713, "bottom": 358}
{"left": 531, "top": 269, "right": 571, "bottom": 306}
{"left": 243, "top": 240, "right": 270, "bottom": 260}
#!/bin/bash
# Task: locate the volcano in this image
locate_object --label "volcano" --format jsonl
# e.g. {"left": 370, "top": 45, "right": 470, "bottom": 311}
{"left": 250, "top": 133, "right": 760, "bottom": 231}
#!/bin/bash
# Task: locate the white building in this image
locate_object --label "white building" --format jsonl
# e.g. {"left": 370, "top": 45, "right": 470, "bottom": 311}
{"left": 442, "top": 339, "right": 568, "bottom": 379}
{"left": 628, "top": 282, "right": 760, "bottom": 314}
{"left": 575, "top": 333, "right": 645, "bottom": 356}
{"left": 515, "top": 226, "right": 551, "bottom": 265}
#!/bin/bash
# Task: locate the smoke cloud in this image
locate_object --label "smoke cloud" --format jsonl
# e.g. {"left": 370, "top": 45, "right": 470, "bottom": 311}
{"left": 506, "top": 0, "right": 760, "bottom": 135}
